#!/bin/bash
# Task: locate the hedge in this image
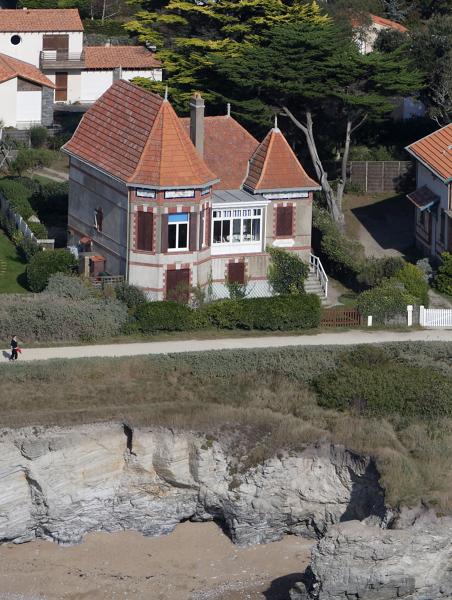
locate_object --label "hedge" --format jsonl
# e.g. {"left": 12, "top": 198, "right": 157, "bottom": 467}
{"left": 134, "top": 301, "right": 207, "bottom": 332}
{"left": 26, "top": 249, "right": 78, "bottom": 292}
{"left": 27, "top": 221, "right": 48, "bottom": 240}
{"left": 0, "top": 179, "right": 34, "bottom": 220}
{"left": 0, "top": 294, "right": 128, "bottom": 342}
{"left": 133, "top": 295, "right": 322, "bottom": 333}
{"left": 357, "top": 279, "right": 413, "bottom": 322}
{"left": 203, "top": 294, "right": 322, "bottom": 331}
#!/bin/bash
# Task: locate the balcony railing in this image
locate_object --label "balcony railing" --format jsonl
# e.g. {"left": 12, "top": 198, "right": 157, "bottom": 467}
{"left": 40, "top": 50, "right": 85, "bottom": 70}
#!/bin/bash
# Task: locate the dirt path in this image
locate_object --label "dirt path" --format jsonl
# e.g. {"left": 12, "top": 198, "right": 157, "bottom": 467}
{"left": 3, "top": 330, "right": 450, "bottom": 363}
{"left": 0, "top": 522, "right": 312, "bottom": 600}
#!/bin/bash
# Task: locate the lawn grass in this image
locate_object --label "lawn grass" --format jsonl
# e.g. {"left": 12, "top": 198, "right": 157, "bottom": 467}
{"left": 1, "top": 341, "right": 451, "bottom": 512}
{"left": 0, "top": 230, "right": 28, "bottom": 293}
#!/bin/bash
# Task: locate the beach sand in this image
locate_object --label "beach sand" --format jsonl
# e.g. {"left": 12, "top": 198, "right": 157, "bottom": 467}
{"left": 0, "top": 522, "right": 312, "bottom": 600}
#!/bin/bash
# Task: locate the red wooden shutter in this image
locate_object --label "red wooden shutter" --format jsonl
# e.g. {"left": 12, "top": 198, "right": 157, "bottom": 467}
{"left": 161, "top": 214, "right": 169, "bottom": 252}
{"left": 199, "top": 210, "right": 205, "bottom": 249}
{"left": 55, "top": 72, "right": 68, "bottom": 101}
{"left": 137, "top": 211, "right": 153, "bottom": 251}
{"left": 189, "top": 212, "right": 197, "bottom": 251}
{"left": 228, "top": 262, "right": 245, "bottom": 284}
{"left": 276, "top": 206, "right": 293, "bottom": 237}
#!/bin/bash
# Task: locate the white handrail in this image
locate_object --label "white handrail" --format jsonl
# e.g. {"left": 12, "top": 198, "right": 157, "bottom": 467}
{"left": 310, "top": 253, "right": 328, "bottom": 298}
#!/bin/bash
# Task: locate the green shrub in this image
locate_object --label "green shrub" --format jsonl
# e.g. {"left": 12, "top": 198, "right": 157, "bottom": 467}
{"left": 0, "top": 294, "right": 128, "bottom": 342}
{"left": 11, "top": 148, "right": 54, "bottom": 176}
{"left": 394, "top": 263, "right": 429, "bottom": 306}
{"left": 30, "top": 126, "right": 48, "bottom": 148}
{"left": 0, "top": 179, "right": 34, "bottom": 219}
{"left": 313, "top": 363, "right": 452, "bottom": 419}
{"left": 203, "top": 295, "right": 322, "bottom": 331}
{"left": 134, "top": 301, "right": 207, "bottom": 333}
{"left": 312, "top": 206, "right": 363, "bottom": 286}
{"left": 357, "top": 279, "right": 413, "bottom": 322}
{"left": 267, "top": 246, "right": 309, "bottom": 294}
{"left": 115, "top": 282, "right": 147, "bottom": 309}
{"left": 27, "top": 221, "right": 48, "bottom": 239}
{"left": 357, "top": 257, "right": 405, "bottom": 289}
{"left": 17, "top": 234, "right": 39, "bottom": 262}
{"left": 435, "top": 252, "right": 452, "bottom": 296}
{"left": 45, "top": 273, "right": 94, "bottom": 300}
{"left": 26, "top": 249, "right": 78, "bottom": 292}
{"left": 226, "top": 280, "right": 248, "bottom": 300}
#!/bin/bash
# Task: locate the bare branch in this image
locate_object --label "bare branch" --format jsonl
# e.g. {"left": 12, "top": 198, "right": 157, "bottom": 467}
{"left": 281, "top": 106, "right": 308, "bottom": 134}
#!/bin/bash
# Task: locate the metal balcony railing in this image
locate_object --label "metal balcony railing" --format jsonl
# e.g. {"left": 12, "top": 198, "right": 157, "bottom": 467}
{"left": 40, "top": 50, "right": 85, "bottom": 69}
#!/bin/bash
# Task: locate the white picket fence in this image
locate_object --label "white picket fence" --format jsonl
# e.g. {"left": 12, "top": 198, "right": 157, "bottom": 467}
{"left": 419, "top": 306, "right": 452, "bottom": 328}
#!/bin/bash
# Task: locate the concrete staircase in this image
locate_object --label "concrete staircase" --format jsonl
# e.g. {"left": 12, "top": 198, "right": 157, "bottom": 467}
{"left": 305, "top": 270, "right": 328, "bottom": 304}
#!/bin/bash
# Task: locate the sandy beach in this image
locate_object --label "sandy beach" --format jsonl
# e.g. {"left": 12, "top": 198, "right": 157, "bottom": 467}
{"left": 0, "top": 522, "right": 312, "bottom": 600}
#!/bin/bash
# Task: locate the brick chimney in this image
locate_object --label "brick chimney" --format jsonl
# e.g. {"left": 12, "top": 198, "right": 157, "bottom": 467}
{"left": 189, "top": 93, "right": 205, "bottom": 157}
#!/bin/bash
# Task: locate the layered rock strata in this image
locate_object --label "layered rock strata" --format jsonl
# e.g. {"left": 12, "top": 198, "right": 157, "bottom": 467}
{"left": 290, "top": 516, "right": 452, "bottom": 600}
{"left": 0, "top": 424, "right": 384, "bottom": 545}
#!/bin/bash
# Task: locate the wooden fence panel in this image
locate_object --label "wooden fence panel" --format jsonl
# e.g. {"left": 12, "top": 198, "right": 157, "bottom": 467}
{"left": 321, "top": 308, "right": 362, "bottom": 328}
{"left": 349, "top": 161, "right": 413, "bottom": 193}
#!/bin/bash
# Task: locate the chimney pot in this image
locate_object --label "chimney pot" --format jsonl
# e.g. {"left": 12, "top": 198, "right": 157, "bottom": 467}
{"left": 190, "top": 93, "right": 205, "bottom": 157}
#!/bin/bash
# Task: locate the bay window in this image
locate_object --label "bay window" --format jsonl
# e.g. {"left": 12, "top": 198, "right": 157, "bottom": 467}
{"left": 168, "top": 213, "right": 189, "bottom": 250}
{"left": 212, "top": 208, "right": 261, "bottom": 244}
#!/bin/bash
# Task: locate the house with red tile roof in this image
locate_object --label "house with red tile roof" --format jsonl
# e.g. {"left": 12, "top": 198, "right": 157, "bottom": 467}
{"left": 63, "top": 80, "right": 324, "bottom": 300}
{"left": 0, "top": 9, "right": 162, "bottom": 127}
{"left": 0, "top": 52, "right": 55, "bottom": 128}
{"left": 406, "top": 124, "right": 452, "bottom": 257}
{"left": 352, "top": 13, "right": 408, "bottom": 54}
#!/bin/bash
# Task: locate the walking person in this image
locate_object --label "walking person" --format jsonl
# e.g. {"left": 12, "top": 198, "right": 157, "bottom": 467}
{"left": 9, "top": 335, "right": 19, "bottom": 361}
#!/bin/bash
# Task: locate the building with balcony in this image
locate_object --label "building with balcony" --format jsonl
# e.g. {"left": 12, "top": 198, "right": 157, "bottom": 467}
{"left": 63, "top": 80, "right": 326, "bottom": 301}
{"left": 0, "top": 8, "right": 162, "bottom": 126}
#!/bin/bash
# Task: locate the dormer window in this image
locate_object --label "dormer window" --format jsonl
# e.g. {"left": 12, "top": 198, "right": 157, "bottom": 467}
{"left": 10, "top": 35, "right": 21, "bottom": 46}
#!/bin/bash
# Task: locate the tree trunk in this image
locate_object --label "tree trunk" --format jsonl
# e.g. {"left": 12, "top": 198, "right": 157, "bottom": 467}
{"left": 282, "top": 106, "right": 344, "bottom": 226}
{"left": 336, "top": 118, "right": 352, "bottom": 218}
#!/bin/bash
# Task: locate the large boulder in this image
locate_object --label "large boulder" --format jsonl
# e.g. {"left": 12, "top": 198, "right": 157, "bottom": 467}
{"left": 292, "top": 517, "right": 452, "bottom": 600}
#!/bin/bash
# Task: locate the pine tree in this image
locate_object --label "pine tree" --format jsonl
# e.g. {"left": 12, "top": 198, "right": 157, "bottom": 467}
{"left": 125, "top": 0, "right": 330, "bottom": 111}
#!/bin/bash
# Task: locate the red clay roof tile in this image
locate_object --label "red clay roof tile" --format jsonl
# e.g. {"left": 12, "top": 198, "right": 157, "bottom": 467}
{"left": 0, "top": 9, "right": 83, "bottom": 32}
{"left": 64, "top": 80, "right": 217, "bottom": 188}
{"left": 407, "top": 124, "right": 452, "bottom": 181}
{"left": 243, "top": 127, "right": 319, "bottom": 192}
{"left": 84, "top": 46, "right": 161, "bottom": 70}
{"left": 0, "top": 52, "right": 55, "bottom": 87}
{"left": 181, "top": 115, "right": 259, "bottom": 189}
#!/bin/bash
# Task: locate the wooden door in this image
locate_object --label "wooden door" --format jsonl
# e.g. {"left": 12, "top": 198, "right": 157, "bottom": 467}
{"left": 228, "top": 262, "right": 245, "bottom": 284}
{"left": 166, "top": 269, "right": 190, "bottom": 302}
{"left": 55, "top": 72, "right": 68, "bottom": 101}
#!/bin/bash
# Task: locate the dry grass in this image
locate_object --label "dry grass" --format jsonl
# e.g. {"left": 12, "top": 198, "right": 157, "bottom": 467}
{"left": 0, "top": 342, "right": 451, "bottom": 512}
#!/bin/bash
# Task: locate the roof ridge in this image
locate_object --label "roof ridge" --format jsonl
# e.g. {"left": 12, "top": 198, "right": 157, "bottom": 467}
{"left": 255, "top": 129, "right": 275, "bottom": 190}
{"left": 129, "top": 95, "right": 164, "bottom": 183}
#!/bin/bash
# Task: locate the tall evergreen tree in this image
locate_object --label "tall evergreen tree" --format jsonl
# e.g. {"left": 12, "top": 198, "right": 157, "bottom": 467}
{"left": 125, "top": 0, "right": 329, "bottom": 110}
{"left": 214, "top": 21, "right": 423, "bottom": 223}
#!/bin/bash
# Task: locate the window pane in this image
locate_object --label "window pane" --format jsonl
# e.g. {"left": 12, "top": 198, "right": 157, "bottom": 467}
{"left": 243, "top": 218, "right": 252, "bottom": 241}
{"left": 232, "top": 219, "right": 241, "bottom": 242}
{"left": 252, "top": 218, "right": 260, "bottom": 241}
{"left": 179, "top": 223, "right": 188, "bottom": 248}
{"left": 213, "top": 220, "right": 221, "bottom": 243}
{"left": 253, "top": 208, "right": 261, "bottom": 216}
{"left": 168, "top": 212, "right": 188, "bottom": 223}
{"left": 168, "top": 224, "right": 177, "bottom": 248}
{"left": 222, "top": 219, "right": 230, "bottom": 242}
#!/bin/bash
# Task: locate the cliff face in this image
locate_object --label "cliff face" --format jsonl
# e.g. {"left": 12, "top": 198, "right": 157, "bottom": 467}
{"left": 290, "top": 516, "right": 452, "bottom": 600}
{"left": 0, "top": 424, "right": 385, "bottom": 546}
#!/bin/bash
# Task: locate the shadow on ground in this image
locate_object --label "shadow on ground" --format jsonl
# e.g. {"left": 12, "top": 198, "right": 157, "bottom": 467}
{"left": 351, "top": 194, "right": 414, "bottom": 257}
{"left": 264, "top": 572, "right": 304, "bottom": 599}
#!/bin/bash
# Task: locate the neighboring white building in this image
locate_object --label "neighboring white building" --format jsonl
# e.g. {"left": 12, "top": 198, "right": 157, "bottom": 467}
{"left": 353, "top": 13, "right": 408, "bottom": 55}
{"left": 0, "top": 8, "right": 162, "bottom": 118}
{"left": 406, "top": 124, "right": 452, "bottom": 257}
{"left": 0, "top": 52, "right": 54, "bottom": 128}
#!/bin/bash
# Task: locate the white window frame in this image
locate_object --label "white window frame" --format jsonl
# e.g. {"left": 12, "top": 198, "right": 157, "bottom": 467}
{"left": 212, "top": 207, "right": 262, "bottom": 245}
{"left": 168, "top": 213, "right": 189, "bottom": 251}
{"left": 164, "top": 189, "right": 195, "bottom": 199}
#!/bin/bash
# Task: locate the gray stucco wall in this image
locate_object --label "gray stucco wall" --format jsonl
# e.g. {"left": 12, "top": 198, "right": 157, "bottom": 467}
{"left": 67, "top": 157, "right": 129, "bottom": 275}
{"left": 41, "top": 86, "right": 54, "bottom": 127}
